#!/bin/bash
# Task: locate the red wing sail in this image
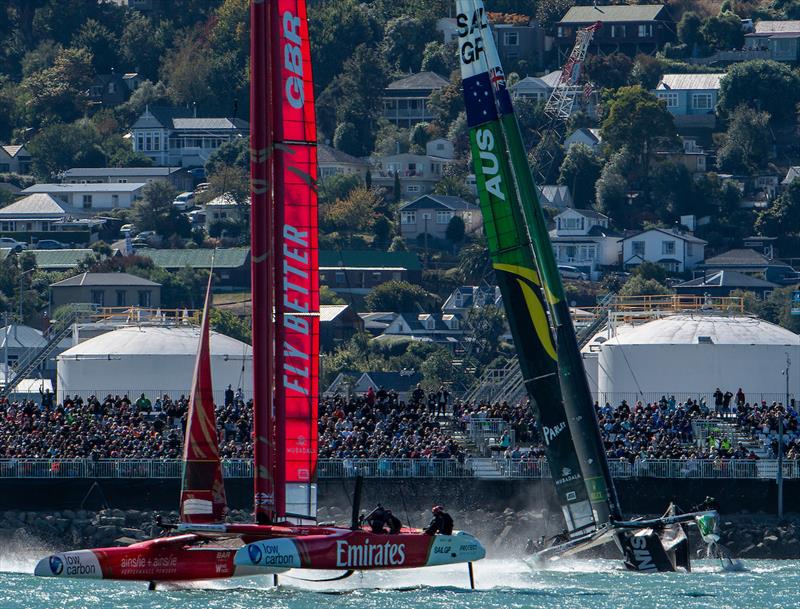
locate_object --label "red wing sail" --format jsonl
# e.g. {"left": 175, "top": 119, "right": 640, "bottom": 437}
{"left": 180, "top": 278, "right": 227, "bottom": 524}
{"left": 250, "top": 0, "right": 276, "bottom": 525}
{"left": 271, "top": 0, "right": 319, "bottom": 517}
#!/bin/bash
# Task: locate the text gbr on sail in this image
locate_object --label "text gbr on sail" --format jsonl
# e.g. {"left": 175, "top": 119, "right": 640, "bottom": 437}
{"left": 283, "top": 11, "right": 304, "bottom": 109}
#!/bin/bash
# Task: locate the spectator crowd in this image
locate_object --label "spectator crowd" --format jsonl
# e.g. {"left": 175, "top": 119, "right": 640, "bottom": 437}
{"left": 0, "top": 384, "right": 797, "bottom": 463}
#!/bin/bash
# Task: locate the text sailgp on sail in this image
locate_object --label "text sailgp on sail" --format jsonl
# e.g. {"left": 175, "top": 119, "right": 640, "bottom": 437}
{"left": 457, "top": 0, "right": 721, "bottom": 572}
{"left": 455, "top": 0, "right": 597, "bottom": 538}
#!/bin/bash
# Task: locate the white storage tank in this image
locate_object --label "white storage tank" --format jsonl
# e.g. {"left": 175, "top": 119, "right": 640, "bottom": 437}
{"left": 596, "top": 315, "right": 800, "bottom": 403}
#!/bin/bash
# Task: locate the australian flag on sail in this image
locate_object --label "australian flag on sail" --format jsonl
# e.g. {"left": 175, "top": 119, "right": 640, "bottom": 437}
{"left": 463, "top": 72, "right": 498, "bottom": 128}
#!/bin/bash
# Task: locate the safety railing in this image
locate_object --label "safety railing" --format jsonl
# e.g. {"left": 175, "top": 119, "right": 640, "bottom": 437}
{"left": 0, "top": 458, "right": 796, "bottom": 479}
{"left": 465, "top": 419, "right": 515, "bottom": 456}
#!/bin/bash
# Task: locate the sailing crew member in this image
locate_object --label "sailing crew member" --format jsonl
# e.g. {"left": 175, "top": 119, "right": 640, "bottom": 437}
{"left": 385, "top": 509, "right": 402, "bottom": 534}
{"left": 365, "top": 505, "right": 389, "bottom": 533}
{"left": 424, "top": 505, "right": 454, "bottom": 536}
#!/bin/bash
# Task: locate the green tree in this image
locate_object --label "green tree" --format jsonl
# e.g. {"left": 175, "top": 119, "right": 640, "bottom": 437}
{"left": 619, "top": 275, "right": 671, "bottom": 296}
{"left": 718, "top": 60, "right": 800, "bottom": 120}
{"left": 20, "top": 47, "right": 94, "bottom": 125}
{"left": 72, "top": 18, "right": 119, "bottom": 73}
{"left": 445, "top": 215, "right": 466, "bottom": 245}
{"left": 630, "top": 54, "right": 663, "bottom": 90}
{"left": 432, "top": 174, "right": 472, "bottom": 200}
{"left": 120, "top": 12, "right": 170, "bottom": 81}
{"left": 457, "top": 237, "right": 491, "bottom": 284}
{"left": 131, "top": 182, "right": 190, "bottom": 238}
{"left": 324, "top": 187, "right": 381, "bottom": 233}
{"left": 536, "top": 0, "right": 575, "bottom": 29}
{"left": 421, "top": 41, "right": 457, "bottom": 76}
{"left": 320, "top": 285, "right": 346, "bottom": 305}
{"left": 716, "top": 105, "right": 772, "bottom": 172}
{"left": 558, "top": 144, "right": 601, "bottom": 209}
{"left": 601, "top": 86, "right": 676, "bottom": 160}
{"left": 365, "top": 280, "right": 438, "bottom": 312}
{"left": 204, "top": 136, "right": 249, "bottom": 176}
{"left": 699, "top": 12, "right": 744, "bottom": 51}
{"left": 27, "top": 121, "right": 104, "bottom": 177}
{"left": 204, "top": 165, "right": 249, "bottom": 205}
{"left": 464, "top": 305, "right": 506, "bottom": 366}
{"left": 595, "top": 147, "right": 633, "bottom": 224}
{"left": 631, "top": 260, "right": 667, "bottom": 283}
{"left": 677, "top": 11, "right": 703, "bottom": 48}
{"left": 382, "top": 16, "right": 437, "bottom": 73}
{"left": 584, "top": 53, "right": 633, "bottom": 90}
{"left": 647, "top": 161, "right": 694, "bottom": 221}
{"left": 210, "top": 308, "right": 251, "bottom": 344}
{"left": 318, "top": 173, "right": 362, "bottom": 207}
{"left": 428, "top": 77, "right": 465, "bottom": 129}
{"left": 755, "top": 179, "right": 800, "bottom": 239}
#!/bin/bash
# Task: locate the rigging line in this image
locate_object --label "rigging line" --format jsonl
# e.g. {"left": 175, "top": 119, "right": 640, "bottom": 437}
{"left": 615, "top": 338, "right": 645, "bottom": 398}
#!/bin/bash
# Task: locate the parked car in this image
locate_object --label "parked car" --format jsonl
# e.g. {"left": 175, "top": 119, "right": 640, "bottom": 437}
{"left": 558, "top": 265, "right": 589, "bottom": 281}
{"left": 174, "top": 191, "right": 195, "bottom": 207}
{"left": 120, "top": 224, "right": 136, "bottom": 236}
{"left": 33, "top": 239, "right": 65, "bottom": 250}
{"left": 0, "top": 238, "right": 27, "bottom": 252}
{"left": 194, "top": 183, "right": 211, "bottom": 194}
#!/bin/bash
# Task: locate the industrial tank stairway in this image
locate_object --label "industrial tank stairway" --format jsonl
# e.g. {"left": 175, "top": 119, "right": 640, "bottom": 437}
{"left": 0, "top": 306, "right": 88, "bottom": 399}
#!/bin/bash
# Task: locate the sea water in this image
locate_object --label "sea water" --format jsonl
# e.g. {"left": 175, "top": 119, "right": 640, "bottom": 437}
{"left": 0, "top": 550, "right": 797, "bottom": 609}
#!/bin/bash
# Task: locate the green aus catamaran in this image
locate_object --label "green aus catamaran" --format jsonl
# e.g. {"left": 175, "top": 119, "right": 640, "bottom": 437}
{"left": 457, "top": 0, "right": 730, "bottom": 572}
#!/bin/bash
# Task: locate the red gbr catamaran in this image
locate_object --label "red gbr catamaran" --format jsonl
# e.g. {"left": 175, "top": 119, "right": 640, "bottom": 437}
{"left": 34, "top": 0, "right": 485, "bottom": 588}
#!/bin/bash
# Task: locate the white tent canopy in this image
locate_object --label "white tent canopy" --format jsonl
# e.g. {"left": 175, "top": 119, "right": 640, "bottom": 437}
{"left": 56, "top": 326, "right": 252, "bottom": 403}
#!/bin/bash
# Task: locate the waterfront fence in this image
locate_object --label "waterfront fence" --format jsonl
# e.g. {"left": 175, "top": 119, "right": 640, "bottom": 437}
{"left": 0, "top": 458, "right": 798, "bottom": 480}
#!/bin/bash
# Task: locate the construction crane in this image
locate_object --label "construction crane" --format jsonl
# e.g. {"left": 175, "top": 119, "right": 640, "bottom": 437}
{"left": 532, "top": 21, "right": 602, "bottom": 184}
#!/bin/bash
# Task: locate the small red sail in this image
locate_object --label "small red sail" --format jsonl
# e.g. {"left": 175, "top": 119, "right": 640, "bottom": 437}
{"left": 179, "top": 276, "right": 227, "bottom": 524}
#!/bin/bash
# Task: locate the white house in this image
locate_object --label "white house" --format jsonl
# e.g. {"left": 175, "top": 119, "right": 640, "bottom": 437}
{"left": 441, "top": 286, "right": 503, "bottom": 316}
{"left": 550, "top": 208, "right": 620, "bottom": 279}
{"left": 59, "top": 166, "right": 193, "bottom": 192}
{"left": 371, "top": 143, "right": 456, "bottom": 200}
{"left": 537, "top": 185, "right": 573, "bottom": 209}
{"left": 20, "top": 183, "right": 146, "bottom": 211}
{"left": 398, "top": 195, "right": 482, "bottom": 241}
{"left": 0, "top": 145, "right": 32, "bottom": 174}
{"left": 620, "top": 227, "right": 707, "bottom": 273}
{"left": 378, "top": 312, "right": 464, "bottom": 348}
{"left": 130, "top": 106, "right": 248, "bottom": 167}
{"left": 317, "top": 145, "right": 370, "bottom": 180}
{"left": 509, "top": 71, "right": 562, "bottom": 103}
{"left": 564, "top": 128, "right": 602, "bottom": 153}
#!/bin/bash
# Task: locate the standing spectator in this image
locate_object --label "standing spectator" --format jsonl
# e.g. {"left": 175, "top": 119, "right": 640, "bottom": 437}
{"left": 135, "top": 393, "right": 152, "bottom": 413}
{"left": 713, "top": 388, "right": 724, "bottom": 415}
{"left": 412, "top": 384, "right": 425, "bottom": 406}
{"left": 436, "top": 386, "right": 448, "bottom": 417}
{"left": 225, "top": 385, "right": 234, "bottom": 407}
{"left": 723, "top": 390, "right": 734, "bottom": 414}
{"left": 736, "top": 388, "right": 745, "bottom": 408}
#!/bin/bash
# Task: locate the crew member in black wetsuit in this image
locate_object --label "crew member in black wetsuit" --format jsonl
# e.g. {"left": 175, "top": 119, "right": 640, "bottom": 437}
{"left": 424, "top": 505, "right": 454, "bottom": 535}
{"left": 365, "top": 505, "right": 388, "bottom": 533}
{"left": 385, "top": 509, "right": 403, "bottom": 534}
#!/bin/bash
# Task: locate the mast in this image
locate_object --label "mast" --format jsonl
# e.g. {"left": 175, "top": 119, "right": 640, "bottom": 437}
{"left": 466, "top": 0, "right": 622, "bottom": 523}
{"left": 180, "top": 272, "right": 227, "bottom": 524}
{"left": 456, "top": 0, "right": 596, "bottom": 537}
{"left": 269, "top": 0, "right": 320, "bottom": 521}
{"left": 250, "top": 0, "right": 276, "bottom": 524}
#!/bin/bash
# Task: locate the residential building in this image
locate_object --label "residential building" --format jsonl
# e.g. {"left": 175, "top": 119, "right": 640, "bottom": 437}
{"left": 106, "top": 0, "right": 158, "bottom": 10}
{"left": 370, "top": 139, "right": 456, "bottom": 200}
{"left": 203, "top": 194, "right": 248, "bottom": 231}
{"left": 782, "top": 166, "right": 800, "bottom": 187}
{"left": 49, "top": 272, "right": 161, "bottom": 312}
{"left": 675, "top": 270, "right": 778, "bottom": 299}
{"left": 550, "top": 208, "right": 621, "bottom": 279}
{"left": 88, "top": 72, "right": 130, "bottom": 107}
{"left": 130, "top": 106, "right": 248, "bottom": 167}
{"left": 564, "top": 128, "right": 602, "bottom": 153}
{"left": 137, "top": 247, "right": 250, "bottom": 288}
{"left": 653, "top": 139, "right": 709, "bottom": 174}
{"left": 537, "top": 185, "right": 573, "bottom": 209}
{"left": 744, "top": 21, "right": 800, "bottom": 62}
{"left": 319, "top": 250, "right": 422, "bottom": 296}
{"left": 21, "top": 183, "right": 145, "bottom": 211}
{"left": 620, "top": 227, "right": 707, "bottom": 273}
{"left": 28, "top": 249, "right": 97, "bottom": 272}
{"left": 437, "top": 16, "right": 545, "bottom": 69}
{"left": 317, "top": 145, "right": 370, "bottom": 180}
{"left": 59, "top": 167, "right": 193, "bottom": 192}
{"left": 654, "top": 73, "right": 724, "bottom": 129}
{"left": 698, "top": 248, "right": 798, "bottom": 285}
{"left": 398, "top": 195, "right": 482, "bottom": 241}
{"left": 0, "top": 194, "right": 103, "bottom": 245}
{"left": 556, "top": 5, "right": 676, "bottom": 62}
{"left": 441, "top": 286, "right": 502, "bottom": 317}
{"left": 509, "top": 70, "right": 562, "bottom": 103}
{"left": 742, "top": 236, "right": 778, "bottom": 260}
{"left": 0, "top": 145, "right": 32, "bottom": 174}
{"left": 325, "top": 370, "right": 422, "bottom": 401}
{"left": 382, "top": 72, "right": 449, "bottom": 128}
{"left": 378, "top": 312, "right": 465, "bottom": 348}
{"left": 359, "top": 312, "right": 400, "bottom": 337}
{"left": 320, "top": 304, "right": 364, "bottom": 350}
{"left": 0, "top": 323, "right": 71, "bottom": 377}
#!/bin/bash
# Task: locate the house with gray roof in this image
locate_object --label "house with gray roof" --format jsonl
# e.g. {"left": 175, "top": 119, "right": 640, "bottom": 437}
{"left": 137, "top": 247, "right": 250, "bottom": 287}
{"left": 564, "top": 128, "right": 602, "bottom": 152}
{"left": 398, "top": 195, "right": 482, "bottom": 242}
{"left": 21, "top": 183, "right": 146, "bottom": 211}
{"left": 675, "top": 270, "right": 778, "bottom": 299}
{"left": 744, "top": 21, "right": 800, "bottom": 62}
{"left": 556, "top": 4, "right": 675, "bottom": 61}
{"left": 28, "top": 249, "right": 96, "bottom": 272}
{"left": 60, "top": 166, "right": 192, "bottom": 192}
{"left": 653, "top": 73, "right": 724, "bottom": 129}
{"left": 0, "top": 195, "right": 103, "bottom": 246}
{"left": 319, "top": 250, "right": 422, "bottom": 296}
{"left": 382, "top": 72, "right": 449, "bottom": 128}
{"left": 325, "top": 370, "right": 422, "bottom": 401}
{"left": 698, "top": 249, "right": 798, "bottom": 284}
{"left": 49, "top": 272, "right": 161, "bottom": 312}
{"left": 378, "top": 312, "right": 465, "bottom": 349}
{"left": 130, "top": 106, "right": 248, "bottom": 167}
{"left": 370, "top": 140, "right": 457, "bottom": 201}
{"left": 0, "top": 145, "right": 32, "bottom": 174}
{"left": 318, "top": 145, "right": 370, "bottom": 180}
{"left": 537, "top": 184, "right": 574, "bottom": 209}
{"left": 551, "top": 208, "right": 621, "bottom": 279}
{"left": 320, "top": 304, "right": 364, "bottom": 350}
{"left": 620, "top": 227, "right": 706, "bottom": 273}
{"left": 442, "top": 286, "right": 503, "bottom": 316}
{"left": 509, "top": 71, "right": 562, "bottom": 103}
